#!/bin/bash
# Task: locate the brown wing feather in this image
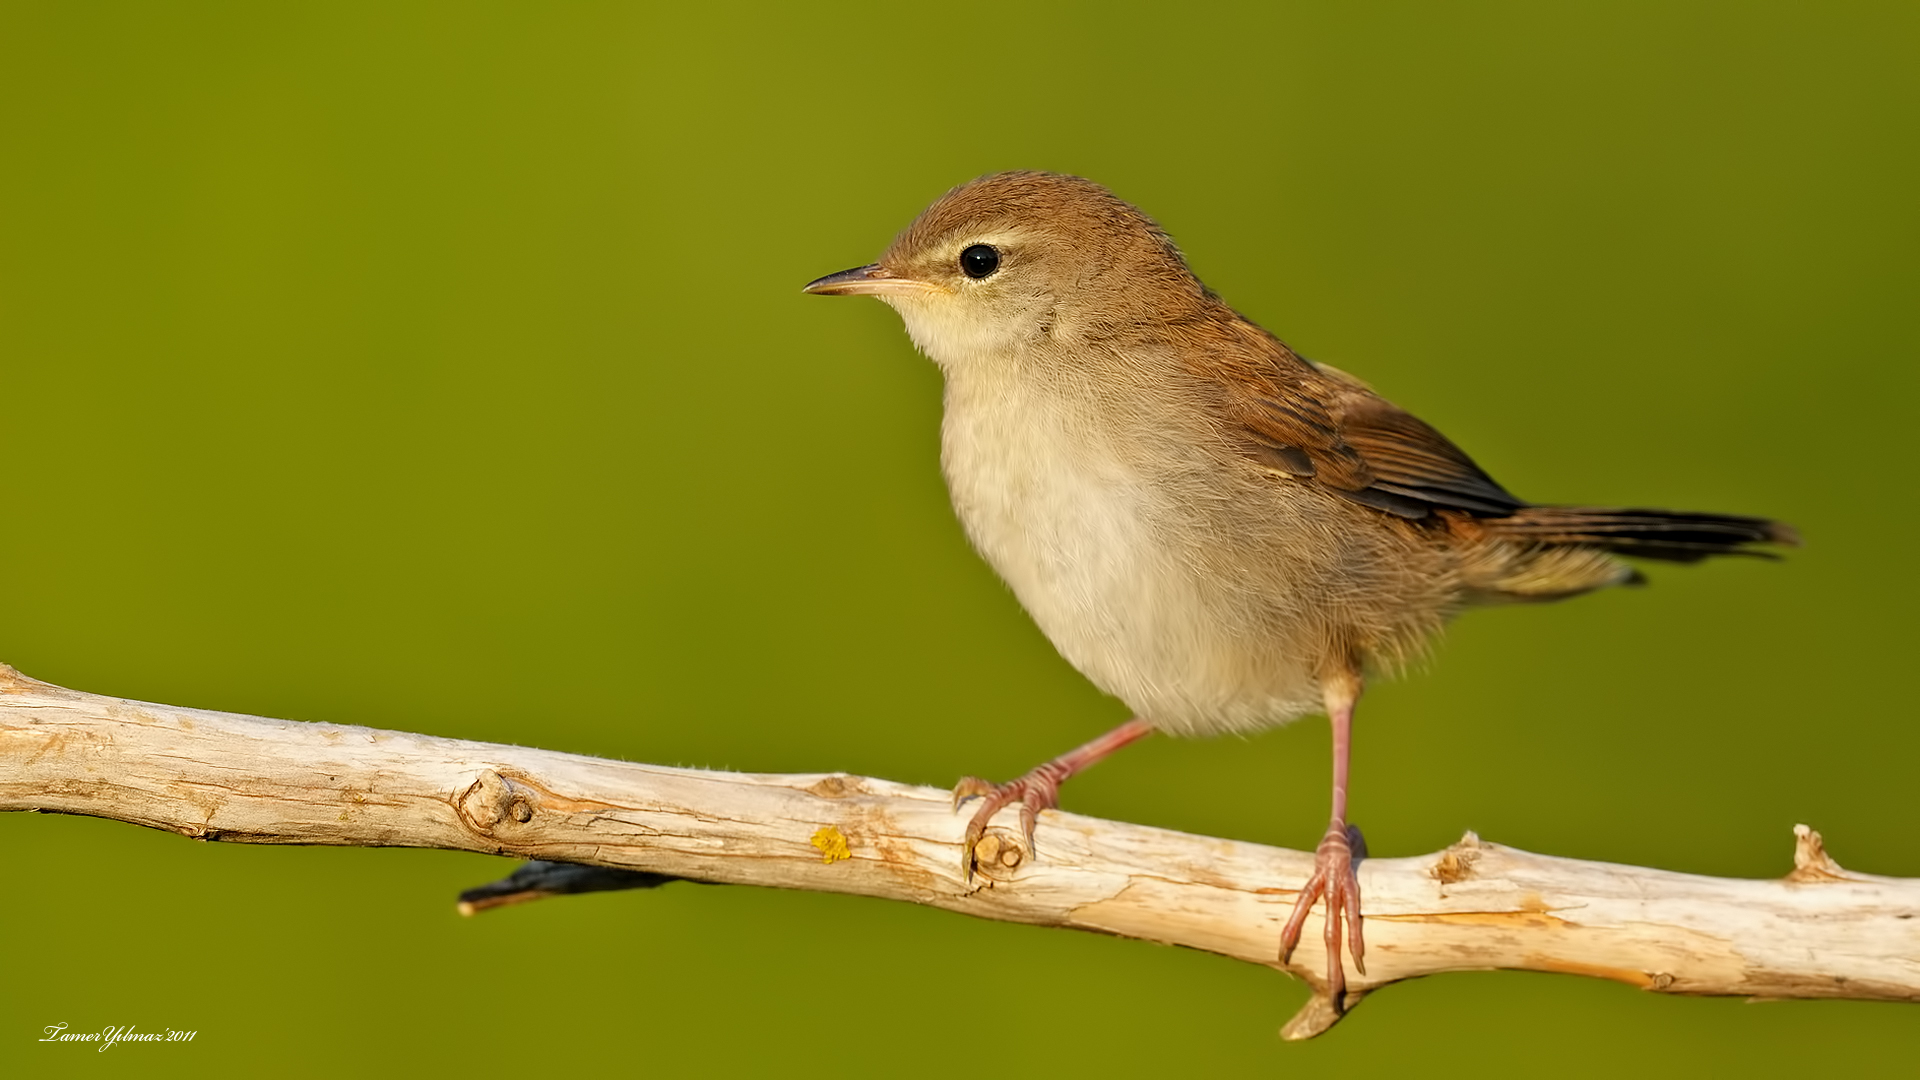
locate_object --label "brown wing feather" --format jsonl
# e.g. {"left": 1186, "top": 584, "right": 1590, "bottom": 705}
{"left": 1328, "top": 392, "right": 1525, "bottom": 515}
{"left": 1207, "top": 322, "right": 1522, "bottom": 519}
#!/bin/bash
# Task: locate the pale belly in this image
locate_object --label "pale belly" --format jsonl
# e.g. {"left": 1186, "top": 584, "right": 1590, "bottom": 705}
{"left": 939, "top": 395, "right": 1330, "bottom": 736}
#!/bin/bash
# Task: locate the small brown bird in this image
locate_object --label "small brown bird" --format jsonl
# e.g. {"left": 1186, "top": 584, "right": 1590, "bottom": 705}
{"left": 803, "top": 171, "right": 1795, "bottom": 1005}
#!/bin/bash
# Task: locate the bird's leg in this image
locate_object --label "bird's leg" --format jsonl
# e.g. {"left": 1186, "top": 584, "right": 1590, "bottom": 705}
{"left": 1279, "top": 671, "right": 1367, "bottom": 1007}
{"left": 953, "top": 717, "right": 1155, "bottom": 876}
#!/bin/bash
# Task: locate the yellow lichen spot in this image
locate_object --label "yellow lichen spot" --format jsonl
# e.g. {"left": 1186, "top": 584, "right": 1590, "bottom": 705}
{"left": 810, "top": 826, "right": 851, "bottom": 864}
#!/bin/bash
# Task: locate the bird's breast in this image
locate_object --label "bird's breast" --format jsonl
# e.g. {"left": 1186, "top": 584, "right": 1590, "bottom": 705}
{"left": 940, "top": 379, "right": 1151, "bottom": 650}
{"left": 937, "top": 371, "right": 1327, "bottom": 734}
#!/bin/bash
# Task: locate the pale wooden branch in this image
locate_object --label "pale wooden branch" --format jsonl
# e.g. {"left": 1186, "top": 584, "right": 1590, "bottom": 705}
{"left": 1, "top": 662, "right": 1913, "bottom": 1039}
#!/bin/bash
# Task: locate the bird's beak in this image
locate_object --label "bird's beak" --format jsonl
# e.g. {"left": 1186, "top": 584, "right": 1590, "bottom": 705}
{"left": 803, "top": 264, "right": 943, "bottom": 297}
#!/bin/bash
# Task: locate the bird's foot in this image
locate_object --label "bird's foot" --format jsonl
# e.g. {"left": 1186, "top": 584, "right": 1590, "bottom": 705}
{"left": 1279, "top": 819, "right": 1368, "bottom": 1008}
{"left": 951, "top": 762, "right": 1073, "bottom": 878}
{"left": 948, "top": 719, "right": 1156, "bottom": 879}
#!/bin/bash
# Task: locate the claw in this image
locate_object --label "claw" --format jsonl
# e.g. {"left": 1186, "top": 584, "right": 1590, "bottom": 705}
{"left": 953, "top": 771, "right": 1060, "bottom": 877}
{"left": 948, "top": 718, "right": 1156, "bottom": 880}
{"left": 949, "top": 776, "right": 996, "bottom": 811}
{"left": 1279, "top": 820, "right": 1367, "bottom": 1007}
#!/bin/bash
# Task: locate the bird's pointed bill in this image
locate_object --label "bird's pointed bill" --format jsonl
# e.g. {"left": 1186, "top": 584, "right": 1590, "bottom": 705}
{"left": 803, "top": 264, "right": 943, "bottom": 297}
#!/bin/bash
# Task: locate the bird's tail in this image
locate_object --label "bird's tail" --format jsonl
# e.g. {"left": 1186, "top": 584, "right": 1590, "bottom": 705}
{"left": 1482, "top": 505, "right": 1800, "bottom": 563}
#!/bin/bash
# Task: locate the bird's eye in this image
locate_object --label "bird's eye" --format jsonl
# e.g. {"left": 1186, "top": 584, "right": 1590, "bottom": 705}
{"left": 959, "top": 244, "right": 1000, "bottom": 279}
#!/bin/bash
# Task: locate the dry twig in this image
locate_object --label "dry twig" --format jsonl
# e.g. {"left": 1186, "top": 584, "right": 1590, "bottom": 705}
{"left": 2, "top": 662, "right": 1913, "bottom": 1038}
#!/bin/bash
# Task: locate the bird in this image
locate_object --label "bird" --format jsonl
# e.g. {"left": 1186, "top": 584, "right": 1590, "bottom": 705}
{"left": 802, "top": 170, "right": 1796, "bottom": 1006}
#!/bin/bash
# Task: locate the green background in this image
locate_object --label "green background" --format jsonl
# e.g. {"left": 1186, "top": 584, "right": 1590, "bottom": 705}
{"left": 3, "top": 2, "right": 1914, "bottom": 1075}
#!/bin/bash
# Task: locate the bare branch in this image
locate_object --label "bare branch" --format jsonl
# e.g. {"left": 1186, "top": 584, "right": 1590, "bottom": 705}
{"left": 2, "top": 662, "right": 1913, "bottom": 1039}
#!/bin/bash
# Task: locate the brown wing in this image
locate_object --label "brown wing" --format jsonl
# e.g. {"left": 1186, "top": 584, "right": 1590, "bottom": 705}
{"left": 1210, "top": 327, "right": 1524, "bottom": 520}
{"left": 1329, "top": 392, "right": 1525, "bottom": 516}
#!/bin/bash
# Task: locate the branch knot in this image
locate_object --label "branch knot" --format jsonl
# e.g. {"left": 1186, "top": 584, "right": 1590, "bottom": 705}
{"left": 458, "top": 769, "right": 538, "bottom": 835}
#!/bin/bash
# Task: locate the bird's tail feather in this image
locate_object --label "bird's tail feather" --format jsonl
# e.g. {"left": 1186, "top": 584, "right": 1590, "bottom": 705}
{"left": 1483, "top": 506, "right": 1800, "bottom": 563}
